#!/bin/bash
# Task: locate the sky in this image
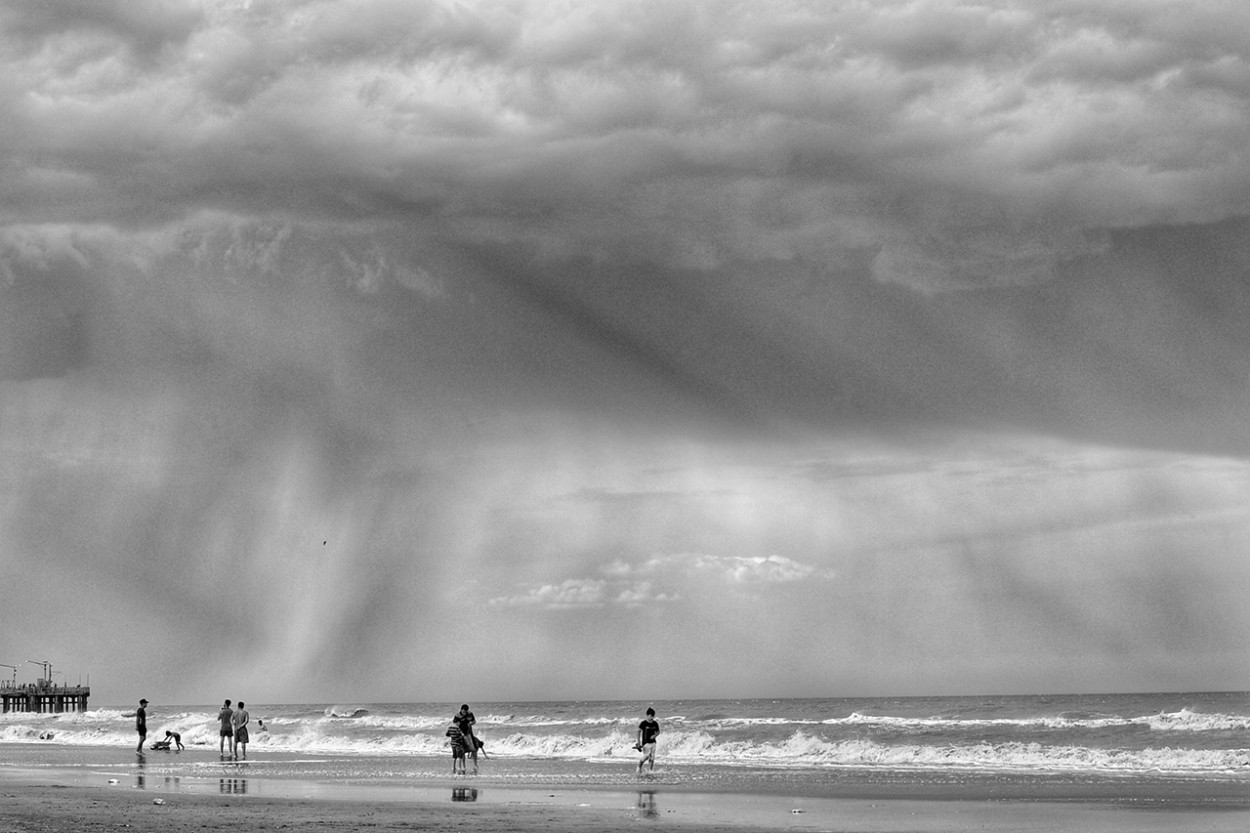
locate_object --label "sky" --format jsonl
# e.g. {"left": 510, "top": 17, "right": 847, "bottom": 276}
{"left": 1, "top": 0, "right": 1248, "bottom": 707}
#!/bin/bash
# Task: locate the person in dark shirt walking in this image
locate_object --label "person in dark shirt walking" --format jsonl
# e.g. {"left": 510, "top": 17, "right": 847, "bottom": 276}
{"left": 637, "top": 707, "right": 659, "bottom": 774}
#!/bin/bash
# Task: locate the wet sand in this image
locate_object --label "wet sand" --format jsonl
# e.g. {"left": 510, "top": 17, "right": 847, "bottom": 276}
{"left": 3, "top": 770, "right": 1249, "bottom": 833}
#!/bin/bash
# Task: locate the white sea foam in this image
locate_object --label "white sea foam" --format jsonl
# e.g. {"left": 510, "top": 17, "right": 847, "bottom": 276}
{"left": 823, "top": 709, "right": 1250, "bottom": 733}
{"left": 643, "top": 730, "right": 1250, "bottom": 775}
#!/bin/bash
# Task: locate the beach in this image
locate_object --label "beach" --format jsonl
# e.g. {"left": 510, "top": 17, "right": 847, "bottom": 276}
{"left": 3, "top": 694, "right": 1247, "bottom": 831}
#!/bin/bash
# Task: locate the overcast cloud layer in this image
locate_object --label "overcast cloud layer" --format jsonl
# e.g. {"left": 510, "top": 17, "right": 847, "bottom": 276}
{"left": 2, "top": 0, "right": 1248, "bottom": 705}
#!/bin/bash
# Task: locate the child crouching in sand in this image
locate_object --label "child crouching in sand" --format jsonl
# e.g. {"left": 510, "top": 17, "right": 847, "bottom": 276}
{"left": 446, "top": 722, "right": 468, "bottom": 774}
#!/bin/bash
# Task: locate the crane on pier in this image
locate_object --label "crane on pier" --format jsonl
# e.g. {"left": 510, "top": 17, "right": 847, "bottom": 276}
{"left": 26, "top": 660, "right": 52, "bottom": 689}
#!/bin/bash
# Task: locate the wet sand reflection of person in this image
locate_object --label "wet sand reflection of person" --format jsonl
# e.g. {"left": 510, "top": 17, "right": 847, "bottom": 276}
{"left": 220, "top": 777, "right": 248, "bottom": 794}
{"left": 452, "top": 787, "right": 478, "bottom": 802}
{"left": 637, "top": 791, "right": 659, "bottom": 819}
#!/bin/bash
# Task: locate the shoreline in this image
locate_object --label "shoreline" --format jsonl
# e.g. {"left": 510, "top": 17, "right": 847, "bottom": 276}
{"left": 5, "top": 739, "right": 1248, "bottom": 799}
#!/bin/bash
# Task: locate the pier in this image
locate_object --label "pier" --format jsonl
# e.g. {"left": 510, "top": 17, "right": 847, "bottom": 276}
{"left": 0, "top": 661, "right": 90, "bottom": 713}
{"left": 0, "top": 681, "right": 91, "bottom": 713}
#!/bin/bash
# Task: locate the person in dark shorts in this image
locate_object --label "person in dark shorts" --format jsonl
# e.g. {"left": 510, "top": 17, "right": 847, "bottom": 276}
{"left": 218, "top": 700, "right": 234, "bottom": 757}
{"left": 164, "top": 730, "right": 184, "bottom": 751}
{"left": 135, "top": 699, "right": 148, "bottom": 753}
{"left": 637, "top": 707, "right": 659, "bottom": 774}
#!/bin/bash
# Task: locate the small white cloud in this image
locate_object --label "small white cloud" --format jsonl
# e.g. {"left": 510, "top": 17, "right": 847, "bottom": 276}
{"left": 697, "top": 554, "right": 830, "bottom": 584}
{"left": 487, "top": 577, "right": 678, "bottom": 610}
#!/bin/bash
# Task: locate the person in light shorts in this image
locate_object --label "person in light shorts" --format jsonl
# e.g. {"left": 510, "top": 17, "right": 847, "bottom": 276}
{"left": 231, "top": 701, "right": 251, "bottom": 759}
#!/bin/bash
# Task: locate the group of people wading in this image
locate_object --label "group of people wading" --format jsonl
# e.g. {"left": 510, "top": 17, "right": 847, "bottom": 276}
{"left": 444, "top": 703, "right": 484, "bottom": 774}
{"left": 136, "top": 698, "right": 660, "bottom": 776}
{"left": 444, "top": 703, "right": 660, "bottom": 776}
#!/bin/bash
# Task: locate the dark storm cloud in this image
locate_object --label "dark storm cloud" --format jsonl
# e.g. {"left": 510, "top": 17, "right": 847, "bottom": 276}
{"left": 4, "top": 1, "right": 1248, "bottom": 277}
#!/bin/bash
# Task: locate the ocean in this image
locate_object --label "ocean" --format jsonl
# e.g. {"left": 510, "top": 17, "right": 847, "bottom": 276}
{"left": 2, "top": 692, "right": 1248, "bottom": 804}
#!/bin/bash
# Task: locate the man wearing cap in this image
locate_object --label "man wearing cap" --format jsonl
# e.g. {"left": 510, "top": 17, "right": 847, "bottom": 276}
{"left": 135, "top": 699, "right": 148, "bottom": 753}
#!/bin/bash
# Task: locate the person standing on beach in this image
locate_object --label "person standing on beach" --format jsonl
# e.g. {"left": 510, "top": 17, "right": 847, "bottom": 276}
{"left": 135, "top": 699, "right": 148, "bottom": 753}
{"left": 232, "top": 701, "right": 251, "bottom": 759}
{"left": 637, "top": 707, "right": 659, "bottom": 774}
{"left": 455, "top": 704, "right": 479, "bottom": 774}
{"left": 218, "top": 700, "right": 234, "bottom": 757}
